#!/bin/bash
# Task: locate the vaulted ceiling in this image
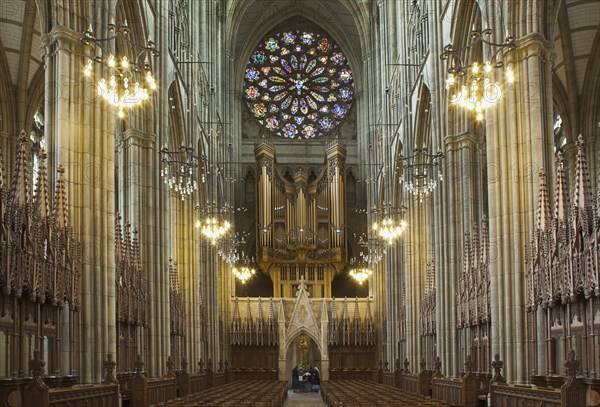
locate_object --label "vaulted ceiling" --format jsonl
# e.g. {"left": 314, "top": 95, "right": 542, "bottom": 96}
{"left": 226, "top": 0, "right": 370, "bottom": 81}
{"left": 0, "top": 0, "right": 43, "bottom": 132}
{"left": 552, "top": 0, "right": 600, "bottom": 135}
{"left": 553, "top": 0, "right": 599, "bottom": 94}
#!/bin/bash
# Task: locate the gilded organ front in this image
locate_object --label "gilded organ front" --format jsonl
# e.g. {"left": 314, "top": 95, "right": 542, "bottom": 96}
{"left": 255, "top": 142, "right": 347, "bottom": 298}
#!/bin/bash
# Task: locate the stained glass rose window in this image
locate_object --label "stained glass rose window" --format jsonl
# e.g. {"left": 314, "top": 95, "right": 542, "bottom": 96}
{"left": 244, "top": 28, "right": 354, "bottom": 139}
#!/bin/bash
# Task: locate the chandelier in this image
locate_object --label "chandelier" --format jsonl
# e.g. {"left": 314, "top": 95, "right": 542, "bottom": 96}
{"left": 398, "top": 148, "right": 444, "bottom": 203}
{"left": 196, "top": 203, "right": 233, "bottom": 244}
{"left": 81, "top": 22, "right": 159, "bottom": 119}
{"left": 348, "top": 257, "right": 373, "bottom": 285}
{"left": 371, "top": 205, "right": 408, "bottom": 245}
{"left": 216, "top": 232, "right": 249, "bottom": 264}
{"left": 357, "top": 233, "right": 387, "bottom": 265}
{"left": 159, "top": 145, "right": 200, "bottom": 200}
{"left": 231, "top": 254, "right": 257, "bottom": 284}
{"left": 232, "top": 266, "right": 256, "bottom": 284}
{"left": 441, "top": 29, "right": 515, "bottom": 121}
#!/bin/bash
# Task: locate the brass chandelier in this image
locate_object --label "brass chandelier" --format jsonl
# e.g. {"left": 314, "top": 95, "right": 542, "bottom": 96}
{"left": 398, "top": 148, "right": 444, "bottom": 203}
{"left": 81, "top": 22, "right": 159, "bottom": 119}
{"left": 231, "top": 253, "right": 257, "bottom": 285}
{"left": 196, "top": 203, "right": 232, "bottom": 244}
{"left": 196, "top": 123, "right": 236, "bottom": 244}
{"left": 159, "top": 145, "right": 200, "bottom": 201}
{"left": 441, "top": 29, "right": 515, "bottom": 121}
{"left": 348, "top": 258, "right": 372, "bottom": 285}
{"left": 371, "top": 204, "right": 408, "bottom": 245}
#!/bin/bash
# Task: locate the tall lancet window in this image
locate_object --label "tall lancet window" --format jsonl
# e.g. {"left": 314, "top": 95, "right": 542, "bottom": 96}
{"left": 30, "top": 105, "right": 45, "bottom": 196}
{"left": 244, "top": 25, "right": 354, "bottom": 139}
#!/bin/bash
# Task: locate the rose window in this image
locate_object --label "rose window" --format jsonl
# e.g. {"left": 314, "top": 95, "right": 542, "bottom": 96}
{"left": 244, "top": 28, "right": 354, "bottom": 139}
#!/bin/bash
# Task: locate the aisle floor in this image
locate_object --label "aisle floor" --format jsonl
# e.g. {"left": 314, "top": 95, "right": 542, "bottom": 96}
{"left": 283, "top": 388, "right": 326, "bottom": 407}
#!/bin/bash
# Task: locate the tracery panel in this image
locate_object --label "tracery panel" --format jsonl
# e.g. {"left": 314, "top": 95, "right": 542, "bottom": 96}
{"left": 527, "top": 136, "right": 600, "bottom": 379}
{"left": 0, "top": 133, "right": 79, "bottom": 378}
{"left": 456, "top": 218, "right": 491, "bottom": 374}
{"left": 244, "top": 26, "right": 354, "bottom": 139}
{"left": 115, "top": 215, "right": 148, "bottom": 373}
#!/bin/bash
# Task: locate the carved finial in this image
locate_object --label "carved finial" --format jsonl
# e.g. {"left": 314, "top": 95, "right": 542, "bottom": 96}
{"left": 224, "top": 360, "right": 229, "bottom": 371}
{"left": 166, "top": 356, "right": 175, "bottom": 376}
{"left": 573, "top": 134, "right": 593, "bottom": 234}
{"left": 135, "top": 354, "right": 144, "bottom": 374}
{"left": 115, "top": 213, "right": 123, "bottom": 261}
{"left": 181, "top": 357, "right": 188, "bottom": 373}
{"left": 536, "top": 169, "right": 551, "bottom": 232}
{"left": 464, "top": 355, "right": 472, "bottom": 373}
{"left": 33, "top": 147, "right": 50, "bottom": 220}
{"left": 10, "top": 130, "right": 31, "bottom": 208}
{"left": 491, "top": 354, "right": 506, "bottom": 383}
{"left": 378, "top": 360, "right": 383, "bottom": 371}
{"left": 384, "top": 361, "right": 389, "bottom": 372}
{"left": 198, "top": 358, "right": 204, "bottom": 373}
{"left": 434, "top": 357, "right": 443, "bottom": 378}
{"left": 218, "top": 359, "right": 223, "bottom": 372}
{"left": 102, "top": 354, "right": 117, "bottom": 383}
{"left": 30, "top": 350, "right": 45, "bottom": 378}
{"left": 0, "top": 143, "right": 5, "bottom": 190}
{"left": 420, "top": 357, "right": 426, "bottom": 372}
{"left": 298, "top": 275, "right": 307, "bottom": 294}
{"left": 554, "top": 151, "right": 569, "bottom": 226}
{"left": 564, "top": 350, "right": 579, "bottom": 378}
{"left": 403, "top": 358, "right": 410, "bottom": 373}
{"left": 53, "top": 164, "right": 69, "bottom": 229}
{"left": 207, "top": 358, "right": 213, "bottom": 371}
{"left": 395, "top": 358, "right": 401, "bottom": 372}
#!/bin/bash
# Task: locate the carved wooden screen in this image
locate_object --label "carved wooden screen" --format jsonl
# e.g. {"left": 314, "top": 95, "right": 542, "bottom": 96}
{"left": 230, "top": 298, "right": 278, "bottom": 368}
{"left": 328, "top": 298, "right": 375, "bottom": 369}
{"left": 115, "top": 215, "right": 148, "bottom": 371}
{"left": 0, "top": 133, "right": 79, "bottom": 377}
{"left": 527, "top": 136, "right": 600, "bottom": 378}
{"left": 456, "top": 218, "right": 491, "bottom": 374}
{"left": 419, "top": 260, "right": 436, "bottom": 369}
{"left": 169, "top": 259, "right": 185, "bottom": 366}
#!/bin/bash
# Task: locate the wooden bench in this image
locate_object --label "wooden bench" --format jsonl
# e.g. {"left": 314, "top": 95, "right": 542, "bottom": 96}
{"left": 321, "top": 379, "right": 448, "bottom": 407}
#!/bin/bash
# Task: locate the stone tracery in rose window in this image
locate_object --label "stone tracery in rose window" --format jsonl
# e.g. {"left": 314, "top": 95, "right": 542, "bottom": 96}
{"left": 243, "top": 27, "right": 354, "bottom": 139}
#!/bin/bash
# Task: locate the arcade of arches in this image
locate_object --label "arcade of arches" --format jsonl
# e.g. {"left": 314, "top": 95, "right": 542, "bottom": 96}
{"left": 0, "top": 0, "right": 599, "bottom": 406}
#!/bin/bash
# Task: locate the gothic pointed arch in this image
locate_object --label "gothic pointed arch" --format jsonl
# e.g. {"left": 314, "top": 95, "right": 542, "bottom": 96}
{"left": 167, "top": 81, "right": 186, "bottom": 149}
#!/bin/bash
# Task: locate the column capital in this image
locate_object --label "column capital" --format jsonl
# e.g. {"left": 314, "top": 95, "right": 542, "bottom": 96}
{"left": 45, "top": 25, "right": 87, "bottom": 56}
{"left": 119, "top": 128, "right": 157, "bottom": 149}
{"left": 508, "top": 33, "right": 554, "bottom": 64}
{"left": 444, "top": 131, "right": 480, "bottom": 151}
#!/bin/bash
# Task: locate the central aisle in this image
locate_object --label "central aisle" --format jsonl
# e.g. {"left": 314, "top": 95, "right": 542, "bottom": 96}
{"left": 283, "top": 389, "right": 326, "bottom": 407}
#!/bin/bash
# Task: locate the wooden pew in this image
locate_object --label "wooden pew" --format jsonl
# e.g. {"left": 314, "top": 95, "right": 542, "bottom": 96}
{"left": 321, "top": 379, "right": 448, "bottom": 407}
{"left": 489, "top": 350, "right": 587, "bottom": 407}
{"left": 18, "top": 351, "right": 289, "bottom": 407}
{"left": 20, "top": 352, "right": 120, "bottom": 407}
{"left": 48, "top": 384, "right": 119, "bottom": 407}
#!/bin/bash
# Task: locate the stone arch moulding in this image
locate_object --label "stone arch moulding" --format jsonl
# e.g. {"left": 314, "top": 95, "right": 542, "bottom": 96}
{"left": 284, "top": 328, "right": 323, "bottom": 359}
{"left": 282, "top": 284, "right": 325, "bottom": 356}
{"left": 277, "top": 280, "right": 330, "bottom": 380}
{"left": 229, "top": 4, "right": 364, "bottom": 91}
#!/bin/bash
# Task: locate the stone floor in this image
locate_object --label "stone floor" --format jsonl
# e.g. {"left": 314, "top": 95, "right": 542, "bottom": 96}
{"left": 283, "top": 388, "right": 326, "bottom": 407}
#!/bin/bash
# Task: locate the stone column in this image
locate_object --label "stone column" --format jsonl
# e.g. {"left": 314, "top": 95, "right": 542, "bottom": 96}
{"left": 437, "top": 131, "right": 481, "bottom": 377}
{"left": 42, "top": 25, "right": 116, "bottom": 383}
{"left": 118, "top": 126, "right": 172, "bottom": 377}
{"left": 487, "top": 34, "right": 554, "bottom": 383}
